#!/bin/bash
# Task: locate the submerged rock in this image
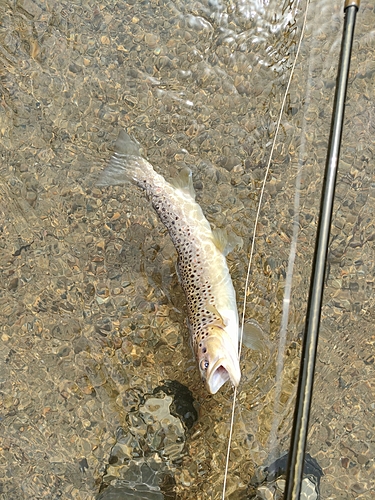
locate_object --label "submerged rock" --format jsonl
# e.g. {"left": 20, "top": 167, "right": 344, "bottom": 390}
{"left": 247, "top": 452, "right": 323, "bottom": 500}
{"left": 98, "top": 380, "right": 198, "bottom": 499}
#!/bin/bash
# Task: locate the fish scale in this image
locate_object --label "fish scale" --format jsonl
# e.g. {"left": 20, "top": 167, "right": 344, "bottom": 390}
{"left": 98, "top": 130, "right": 243, "bottom": 394}
{"left": 150, "top": 190, "right": 223, "bottom": 345}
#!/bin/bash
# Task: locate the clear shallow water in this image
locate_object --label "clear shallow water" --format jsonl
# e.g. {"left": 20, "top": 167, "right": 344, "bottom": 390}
{"left": 0, "top": 0, "right": 374, "bottom": 498}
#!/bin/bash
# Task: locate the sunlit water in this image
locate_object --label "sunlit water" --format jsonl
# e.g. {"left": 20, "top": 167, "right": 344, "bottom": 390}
{"left": 0, "top": 0, "right": 374, "bottom": 498}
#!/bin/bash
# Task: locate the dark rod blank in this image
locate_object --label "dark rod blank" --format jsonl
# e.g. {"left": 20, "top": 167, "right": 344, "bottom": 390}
{"left": 284, "top": 2, "right": 360, "bottom": 499}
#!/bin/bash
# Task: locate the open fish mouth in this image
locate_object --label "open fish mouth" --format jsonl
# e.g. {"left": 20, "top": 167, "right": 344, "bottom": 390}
{"left": 206, "top": 357, "right": 240, "bottom": 394}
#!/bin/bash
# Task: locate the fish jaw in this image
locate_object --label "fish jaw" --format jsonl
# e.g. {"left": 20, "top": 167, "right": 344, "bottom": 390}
{"left": 197, "top": 327, "right": 241, "bottom": 394}
{"left": 206, "top": 354, "right": 241, "bottom": 394}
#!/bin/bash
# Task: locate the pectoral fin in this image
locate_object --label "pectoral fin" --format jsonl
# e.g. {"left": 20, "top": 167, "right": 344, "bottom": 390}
{"left": 212, "top": 228, "right": 243, "bottom": 256}
{"left": 240, "top": 319, "right": 267, "bottom": 351}
{"left": 205, "top": 304, "right": 228, "bottom": 328}
{"left": 170, "top": 168, "right": 196, "bottom": 199}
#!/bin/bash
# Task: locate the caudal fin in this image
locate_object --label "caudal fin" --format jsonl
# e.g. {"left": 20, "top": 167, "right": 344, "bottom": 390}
{"left": 113, "top": 129, "right": 141, "bottom": 156}
{"left": 97, "top": 130, "right": 153, "bottom": 187}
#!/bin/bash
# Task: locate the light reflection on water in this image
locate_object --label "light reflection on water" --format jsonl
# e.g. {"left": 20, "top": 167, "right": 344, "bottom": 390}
{"left": 0, "top": 0, "right": 374, "bottom": 498}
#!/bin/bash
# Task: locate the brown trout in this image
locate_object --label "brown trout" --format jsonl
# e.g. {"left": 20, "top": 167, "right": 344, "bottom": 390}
{"left": 99, "top": 130, "right": 245, "bottom": 394}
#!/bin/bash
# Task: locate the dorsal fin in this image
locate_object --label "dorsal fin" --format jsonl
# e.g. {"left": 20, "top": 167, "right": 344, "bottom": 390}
{"left": 212, "top": 229, "right": 243, "bottom": 256}
{"left": 169, "top": 167, "right": 196, "bottom": 200}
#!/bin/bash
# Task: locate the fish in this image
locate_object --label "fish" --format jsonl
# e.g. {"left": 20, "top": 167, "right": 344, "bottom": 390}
{"left": 98, "top": 130, "right": 258, "bottom": 394}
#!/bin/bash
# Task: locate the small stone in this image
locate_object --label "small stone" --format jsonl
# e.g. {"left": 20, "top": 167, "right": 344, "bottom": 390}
{"left": 145, "top": 33, "right": 159, "bottom": 48}
{"left": 18, "top": 0, "right": 42, "bottom": 18}
{"left": 8, "top": 277, "right": 19, "bottom": 291}
{"left": 357, "top": 454, "right": 368, "bottom": 465}
{"left": 217, "top": 155, "right": 241, "bottom": 171}
{"left": 110, "top": 212, "right": 121, "bottom": 221}
{"left": 26, "top": 190, "right": 37, "bottom": 205}
{"left": 341, "top": 457, "right": 350, "bottom": 468}
{"left": 256, "top": 486, "right": 274, "bottom": 500}
{"left": 100, "top": 36, "right": 110, "bottom": 45}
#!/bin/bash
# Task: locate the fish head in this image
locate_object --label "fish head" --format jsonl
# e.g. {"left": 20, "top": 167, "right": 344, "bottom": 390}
{"left": 197, "top": 325, "right": 241, "bottom": 394}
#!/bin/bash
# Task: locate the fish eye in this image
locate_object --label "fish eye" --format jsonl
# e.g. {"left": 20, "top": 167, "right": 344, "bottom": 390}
{"left": 200, "top": 359, "right": 209, "bottom": 371}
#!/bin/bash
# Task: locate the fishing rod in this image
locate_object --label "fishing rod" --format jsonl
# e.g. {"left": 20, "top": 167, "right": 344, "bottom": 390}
{"left": 284, "top": 1, "right": 360, "bottom": 498}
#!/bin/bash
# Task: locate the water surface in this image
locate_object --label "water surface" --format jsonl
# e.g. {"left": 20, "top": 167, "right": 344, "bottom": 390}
{"left": 0, "top": 0, "right": 374, "bottom": 498}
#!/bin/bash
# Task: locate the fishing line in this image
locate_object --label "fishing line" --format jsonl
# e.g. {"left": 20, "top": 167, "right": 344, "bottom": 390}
{"left": 221, "top": 1, "right": 309, "bottom": 498}
{"left": 266, "top": 0, "right": 319, "bottom": 462}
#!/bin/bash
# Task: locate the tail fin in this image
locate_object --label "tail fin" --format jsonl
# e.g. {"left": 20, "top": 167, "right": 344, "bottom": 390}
{"left": 114, "top": 129, "right": 141, "bottom": 156}
{"left": 97, "top": 130, "right": 153, "bottom": 187}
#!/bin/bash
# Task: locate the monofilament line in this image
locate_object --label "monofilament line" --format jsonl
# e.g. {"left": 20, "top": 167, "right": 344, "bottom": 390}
{"left": 221, "top": 2, "right": 310, "bottom": 498}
